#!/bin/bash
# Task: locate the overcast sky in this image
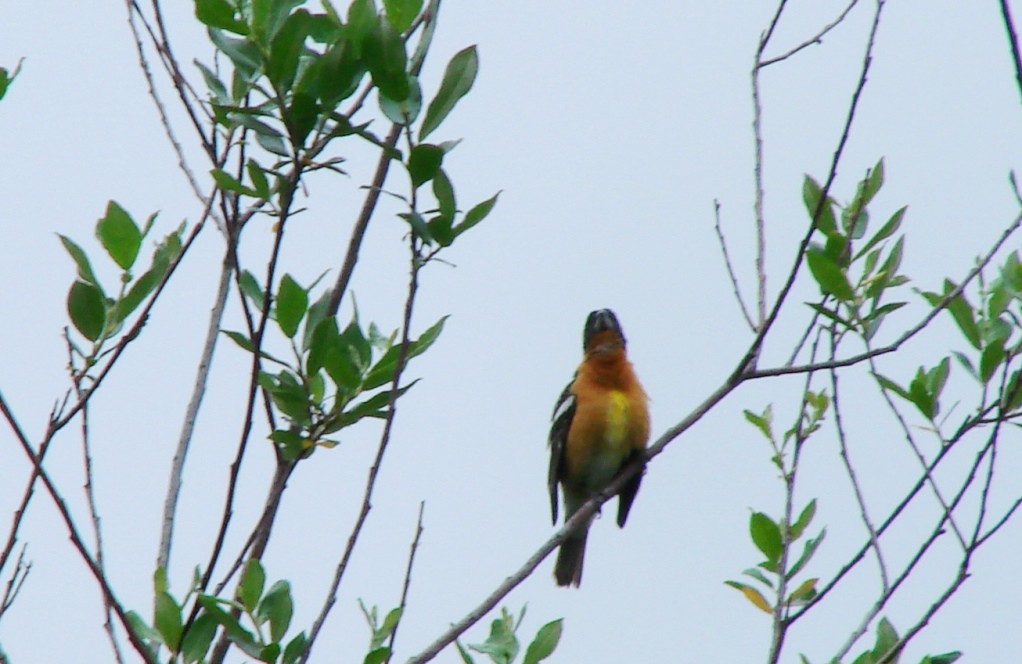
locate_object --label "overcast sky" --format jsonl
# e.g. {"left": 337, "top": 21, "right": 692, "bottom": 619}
{"left": 2, "top": 1, "right": 1022, "bottom": 662}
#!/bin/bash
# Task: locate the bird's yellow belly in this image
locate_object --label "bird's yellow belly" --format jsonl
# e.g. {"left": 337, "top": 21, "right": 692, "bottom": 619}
{"left": 566, "top": 390, "right": 639, "bottom": 492}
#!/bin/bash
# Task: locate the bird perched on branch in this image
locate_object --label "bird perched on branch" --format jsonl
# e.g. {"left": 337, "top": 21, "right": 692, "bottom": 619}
{"left": 548, "top": 309, "right": 650, "bottom": 587}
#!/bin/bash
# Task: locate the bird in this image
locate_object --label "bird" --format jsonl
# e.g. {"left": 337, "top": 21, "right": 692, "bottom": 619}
{"left": 548, "top": 309, "right": 650, "bottom": 587}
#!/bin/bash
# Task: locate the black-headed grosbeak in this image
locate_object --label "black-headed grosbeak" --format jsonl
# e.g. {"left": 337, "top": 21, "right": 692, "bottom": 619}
{"left": 548, "top": 309, "right": 650, "bottom": 587}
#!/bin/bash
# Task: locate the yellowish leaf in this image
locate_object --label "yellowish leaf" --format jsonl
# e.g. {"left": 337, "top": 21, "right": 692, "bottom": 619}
{"left": 741, "top": 586, "right": 773, "bottom": 614}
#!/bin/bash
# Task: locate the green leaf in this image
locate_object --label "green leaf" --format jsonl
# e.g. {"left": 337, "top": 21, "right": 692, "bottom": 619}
{"left": 240, "top": 270, "right": 266, "bottom": 311}
{"left": 362, "top": 316, "right": 447, "bottom": 389}
{"left": 384, "top": 0, "right": 423, "bottom": 32}
{"left": 400, "top": 211, "right": 434, "bottom": 245}
{"left": 326, "top": 382, "right": 416, "bottom": 432}
{"left": 96, "top": 201, "right": 143, "bottom": 270}
{"left": 522, "top": 619, "right": 562, "bottom": 664}
{"left": 854, "top": 206, "right": 905, "bottom": 261}
{"left": 257, "top": 580, "right": 294, "bottom": 643}
{"left": 260, "top": 643, "right": 282, "bottom": 662}
{"left": 208, "top": 27, "right": 263, "bottom": 74}
{"left": 871, "top": 617, "right": 900, "bottom": 661}
{"left": 247, "top": 159, "right": 272, "bottom": 199}
{"left": 181, "top": 613, "right": 218, "bottom": 664}
{"left": 428, "top": 169, "right": 456, "bottom": 246}
{"left": 790, "top": 499, "right": 816, "bottom": 540}
{"left": 59, "top": 234, "right": 100, "bottom": 285}
{"left": 980, "top": 341, "right": 1006, "bottom": 384}
{"left": 364, "top": 647, "right": 390, "bottom": 664}
{"left": 743, "top": 406, "right": 773, "bottom": 441}
{"left": 212, "top": 167, "right": 259, "bottom": 196}
{"left": 806, "top": 245, "right": 855, "bottom": 301}
{"left": 0, "top": 62, "right": 20, "bottom": 102}
{"left": 262, "top": 370, "right": 312, "bottom": 423}
{"left": 199, "top": 595, "right": 262, "bottom": 657}
{"left": 468, "top": 610, "right": 519, "bottom": 664}
{"left": 806, "top": 302, "right": 855, "bottom": 332}
{"left": 269, "top": 9, "right": 311, "bottom": 92}
{"left": 869, "top": 236, "right": 905, "bottom": 298}
{"left": 408, "top": 143, "right": 444, "bottom": 187}
{"left": 1002, "top": 370, "right": 1022, "bottom": 411}
{"left": 270, "top": 428, "right": 307, "bottom": 461}
{"left": 741, "top": 567, "right": 773, "bottom": 588}
{"left": 258, "top": 130, "right": 291, "bottom": 156}
{"left": 239, "top": 558, "right": 266, "bottom": 612}
{"left": 252, "top": 0, "right": 302, "bottom": 45}
{"left": 283, "top": 632, "right": 308, "bottom": 664}
{"left": 316, "top": 38, "right": 365, "bottom": 108}
{"left": 364, "top": 15, "right": 409, "bottom": 101}
{"left": 456, "top": 640, "right": 476, "bottom": 664}
{"left": 195, "top": 0, "right": 248, "bottom": 34}
{"left": 113, "top": 228, "right": 179, "bottom": 324}
{"left": 125, "top": 610, "right": 161, "bottom": 645}
{"left": 68, "top": 280, "right": 107, "bottom": 342}
{"left": 379, "top": 76, "right": 423, "bottom": 124}
{"left": 750, "top": 512, "right": 783, "bottom": 564}
{"left": 154, "top": 591, "right": 184, "bottom": 652}
{"left": 455, "top": 191, "right": 501, "bottom": 238}
{"left": 377, "top": 607, "right": 402, "bottom": 645}
{"left": 875, "top": 373, "right": 909, "bottom": 400}
{"left": 420, "top": 45, "right": 478, "bottom": 140}
{"left": 943, "top": 281, "right": 981, "bottom": 349}
{"left": 920, "top": 653, "right": 962, "bottom": 664}
{"left": 347, "top": 0, "right": 378, "bottom": 56}
{"left": 276, "top": 274, "right": 308, "bottom": 338}
{"left": 786, "top": 529, "right": 826, "bottom": 579}
{"left": 802, "top": 175, "right": 837, "bottom": 235}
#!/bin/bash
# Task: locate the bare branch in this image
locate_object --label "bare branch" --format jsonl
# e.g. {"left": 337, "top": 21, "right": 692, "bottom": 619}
{"left": 0, "top": 395, "right": 157, "bottom": 664}
{"left": 387, "top": 501, "right": 426, "bottom": 663}
{"left": 760, "top": 1, "right": 861, "bottom": 67}
{"left": 999, "top": 0, "right": 1022, "bottom": 104}
{"left": 713, "top": 200, "right": 757, "bottom": 332}
{"left": 829, "top": 354, "right": 888, "bottom": 590}
{"left": 157, "top": 251, "right": 233, "bottom": 572}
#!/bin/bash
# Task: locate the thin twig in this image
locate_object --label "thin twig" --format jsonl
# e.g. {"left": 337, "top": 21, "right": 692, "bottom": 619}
{"left": 386, "top": 502, "right": 426, "bottom": 663}
{"left": 0, "top": 544, "right": 30, "bottom": 618}
{"left": 0, "top": 395, "right": 157, "bottom": 664}
{"left": 866, "top": 350, "right": 968, "bottom": 550}
{"left": 76, "top": 392, "right": 126, "bottom": 664}
{"left": 829, "top": 355, "right": 888, "bottom": 590}
{"left": 713, "top": 200, "right": 757, "bottom": 332}
{"left": 760, "top": 1, "right": 861, "bottom": 67}
{"left": 124, "top": 0, "right": 215, "bottom": 220}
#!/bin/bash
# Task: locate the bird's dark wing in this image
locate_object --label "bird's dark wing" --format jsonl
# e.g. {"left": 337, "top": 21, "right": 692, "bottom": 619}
{"left": 548, "top": 379, "right": 576, "bottom": 525}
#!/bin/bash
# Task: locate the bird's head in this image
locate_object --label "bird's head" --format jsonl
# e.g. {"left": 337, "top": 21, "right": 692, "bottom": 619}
{"left": 583, "top": 309, "right": 626, "bottom": 354}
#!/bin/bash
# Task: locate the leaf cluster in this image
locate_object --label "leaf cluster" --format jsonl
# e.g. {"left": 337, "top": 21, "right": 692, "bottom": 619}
{"left": 63, "top": 201, "right": 184, "bottom": 368}
{"left": 456, "top": 606, "right": 562, "bottom": 664}
{"left": 127, "top": 562, "right": 306, "bottom": 663}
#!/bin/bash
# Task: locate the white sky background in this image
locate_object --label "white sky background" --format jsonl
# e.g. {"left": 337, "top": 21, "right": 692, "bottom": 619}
{"left": 2, "top": 1, "right": 1022, "bottom": 662}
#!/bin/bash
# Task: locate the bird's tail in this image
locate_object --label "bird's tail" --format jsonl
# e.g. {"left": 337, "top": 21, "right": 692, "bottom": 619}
{"left": 554, "top": 526, "right": 589, "bottom": 587}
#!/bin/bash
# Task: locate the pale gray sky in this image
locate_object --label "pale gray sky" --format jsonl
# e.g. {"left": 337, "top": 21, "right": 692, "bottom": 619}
{"left": 2, "top": 1, "right": 1022, "bottom": 662}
